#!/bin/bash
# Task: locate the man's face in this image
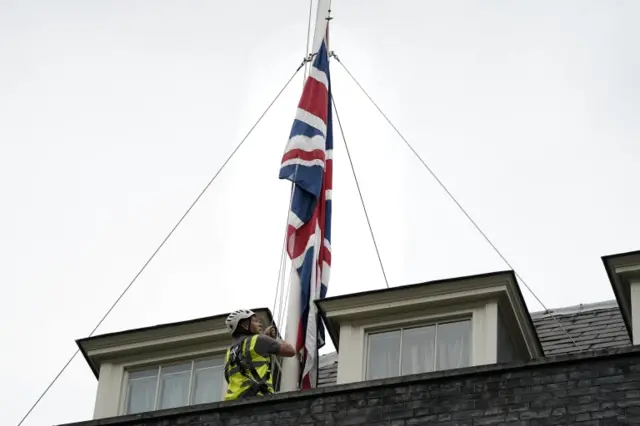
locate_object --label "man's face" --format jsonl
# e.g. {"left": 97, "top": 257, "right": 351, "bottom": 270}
{"left": 249, "top": 316, "right": 263, "bottom": 334}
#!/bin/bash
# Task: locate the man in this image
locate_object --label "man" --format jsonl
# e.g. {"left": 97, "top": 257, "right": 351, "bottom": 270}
{"left": 223, "top": 309, "right": 296, "bottom": 400}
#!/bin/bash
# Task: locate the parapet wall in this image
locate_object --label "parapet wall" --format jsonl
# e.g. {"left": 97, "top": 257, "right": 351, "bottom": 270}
{"left": 58, "top": 347, "right": 640, "bottom": 426}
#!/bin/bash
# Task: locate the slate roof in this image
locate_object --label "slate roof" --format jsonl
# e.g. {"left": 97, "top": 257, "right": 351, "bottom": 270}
{"left": 317, "top": 300, "right": 630, "bottom": 387}
{"left": 530, "top": 300, "right": 630, "bottom": 355}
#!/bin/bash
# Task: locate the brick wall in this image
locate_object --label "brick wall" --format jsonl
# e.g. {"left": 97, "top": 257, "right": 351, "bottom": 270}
{"left": 59, "top": 347, "right": 640, "bottom": 426}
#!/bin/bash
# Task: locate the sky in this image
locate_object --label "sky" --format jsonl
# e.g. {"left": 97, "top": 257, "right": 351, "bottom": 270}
{"left": 1, "top": 0, "right": 639, "bottom": 425}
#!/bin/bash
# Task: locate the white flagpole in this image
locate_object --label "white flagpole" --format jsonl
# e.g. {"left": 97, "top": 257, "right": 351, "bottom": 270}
{"left": 280, "top": 264, "right": 301, "bottom": 392}
{"left": 280, "top": 0, "right": 332, "bottom": 393}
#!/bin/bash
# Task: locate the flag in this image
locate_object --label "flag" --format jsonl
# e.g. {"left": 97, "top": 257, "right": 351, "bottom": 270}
{"left": 278, "top": 2, "right": 332, "bottom": 390}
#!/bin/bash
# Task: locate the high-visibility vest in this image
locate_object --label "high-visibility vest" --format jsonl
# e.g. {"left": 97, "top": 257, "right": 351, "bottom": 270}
{"left": 224, "top": 334, "right": 274, "bottom": 400}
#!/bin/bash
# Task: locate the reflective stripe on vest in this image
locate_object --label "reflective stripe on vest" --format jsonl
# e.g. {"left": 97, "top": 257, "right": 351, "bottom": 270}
{"left": 224, "top": 334, "right": 274, "bottom": 400}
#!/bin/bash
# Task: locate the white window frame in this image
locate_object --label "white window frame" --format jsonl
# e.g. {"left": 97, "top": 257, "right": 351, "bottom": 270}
{"left": 364, "top": 317, "right": 472, "bottom": 380}
{"left": 117, "top": 349, "right": 228, "bottom": 415}
{"left": 270, "top": 354, "right": 284, "bottom": 391}
{"left": 335, "top": 302, "right": 499, "bottom": 384}
{"left": 121, "top": 355, "right": 226, "bottom": 414}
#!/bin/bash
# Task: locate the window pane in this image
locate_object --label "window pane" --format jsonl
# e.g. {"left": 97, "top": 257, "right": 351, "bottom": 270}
{"left": 436, "top": 320, "right": 471, "bottom": 370}
{"left": 158, "top": 362, "right": 191, "bottom": 410}
{"left": 194, "top": 356, "right": 224, "bottom": 370}
{"left": 126, "top": 369, "right": 158, "bottom": 414}
{"left": 401, "top": 325, "right": 436, "bottom": 375}
{"left": 192, "top": 366, "right": 224, "bottom": 404}
{"left": 367, "top": 330, "right": 401, "bottom": 380}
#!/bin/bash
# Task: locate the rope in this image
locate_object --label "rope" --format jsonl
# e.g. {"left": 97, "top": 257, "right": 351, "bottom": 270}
{"left": 332, "top": 94, "right": 390, "bottom": 289}
{"left": 277, "top": 264, "right": 293, "bottom": 335}
{"left": 272, "top": 183, "right": 295, "bottom": 331}
{"left": 333, "top": 57, "right": 584, "bottom": 352}
{"left": 272, "top": 161, "right": 303, "bottom": 334}
{"left": 271, "top": 1, "right": 316, "bottom": 332}
{"left": 15, "top": 63, "right": 305, "bottom": 426}
{"left": 303, "top": 0, "right": 313, "bottom": 84}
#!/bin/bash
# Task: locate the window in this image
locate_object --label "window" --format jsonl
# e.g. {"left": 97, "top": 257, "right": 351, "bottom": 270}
{"left": 366, "top": 320, "right": 471, "bottom": 380}
{"left": 124, "top": 356, "right": 225, "bottom": 414}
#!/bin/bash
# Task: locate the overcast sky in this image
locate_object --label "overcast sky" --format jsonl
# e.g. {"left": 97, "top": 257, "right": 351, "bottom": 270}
{"left": 1, "top": 1, "right": 639, "bottom": 425}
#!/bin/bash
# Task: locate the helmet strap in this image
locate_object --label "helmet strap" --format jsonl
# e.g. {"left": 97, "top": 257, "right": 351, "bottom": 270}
{"left": 234, "top": 318, "right": 252, "bottom": 336}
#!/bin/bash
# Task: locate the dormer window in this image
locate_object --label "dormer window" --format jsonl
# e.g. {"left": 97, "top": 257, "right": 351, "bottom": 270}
{"left": 317, "top": 271, "right": 543, "bottom": 385}
{"left": 365, "top": 319, "right": 471, "bottom": 380}
{"left": 77, "top": 308, "right": 277, "bottom": 420}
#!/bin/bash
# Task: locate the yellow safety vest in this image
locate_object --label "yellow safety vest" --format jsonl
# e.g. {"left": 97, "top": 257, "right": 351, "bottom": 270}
{"left": 224, "top": 334, "right": 274, "bottom": 400}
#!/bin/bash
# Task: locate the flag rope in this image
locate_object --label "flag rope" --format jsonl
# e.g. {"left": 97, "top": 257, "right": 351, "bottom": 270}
{"left": 272, "top": 182, "right": 295, "bottom": 332}
{"left": 332, "top": 56, "right": 584, "bottom": 353}
{"left": 302, "top": 0, "right": 314, "bottom": 84}
{"left": 14, "top": 62, "right": 306, "bottom": 426}
{"left": 271, "top": 0, "right": 315, "bottom": 334}
{"left": 332, "top": 94, "right": 390, "bottom": 289}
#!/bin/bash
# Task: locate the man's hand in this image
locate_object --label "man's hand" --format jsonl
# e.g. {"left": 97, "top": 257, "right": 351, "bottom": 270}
{"left": 263, "top": 325, "right": 277, "bottom": 339}
{"left": 263, "top": 325, "right": 296, "bottom": 357}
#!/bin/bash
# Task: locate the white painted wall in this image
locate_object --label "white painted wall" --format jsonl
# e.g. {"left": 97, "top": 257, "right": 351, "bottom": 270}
{"left": 335, "top": 323, "right": 364, "bottom": 384}
{"left": 473, "top": 301, "right": 498, "bottom": 365}
{"left": 93, "top": 363, "right": 124, "bottom": 419}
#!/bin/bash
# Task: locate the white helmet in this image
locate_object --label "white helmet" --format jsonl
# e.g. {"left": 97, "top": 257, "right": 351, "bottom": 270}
{"left": 225, "top": 309, "right": 255, "bottom": 334}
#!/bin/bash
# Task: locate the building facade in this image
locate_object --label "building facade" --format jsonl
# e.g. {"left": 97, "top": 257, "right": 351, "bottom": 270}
{"left": 57, "top": 249, "right": 640, "bottom": 426}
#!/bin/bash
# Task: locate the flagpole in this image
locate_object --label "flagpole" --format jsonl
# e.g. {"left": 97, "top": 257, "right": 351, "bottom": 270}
{"left": 280, "top": 0, "right": 331, "bottom": 393}
{"left": 280, "top": 266, "right": 301, "bottom": 391}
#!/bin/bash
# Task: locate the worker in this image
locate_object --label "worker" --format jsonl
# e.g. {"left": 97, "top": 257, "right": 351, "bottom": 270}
{"left": 223, "top": 309, "right": 296, "bottom": 400}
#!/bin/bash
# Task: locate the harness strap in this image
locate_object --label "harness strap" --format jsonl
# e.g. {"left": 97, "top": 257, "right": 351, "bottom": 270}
{"left": 243, "top": 336, "right": 271, "bottom": 385}
{"left": 226, "top": 360, "right": 268, "bottom": 377}
{"left": 225, "top": 335, "right": 273, "bottom": 397}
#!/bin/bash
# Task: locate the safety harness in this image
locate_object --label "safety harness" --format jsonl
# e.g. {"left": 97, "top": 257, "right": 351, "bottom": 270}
{"left": 224, "top": 335, "right": 273, "bottom": 399}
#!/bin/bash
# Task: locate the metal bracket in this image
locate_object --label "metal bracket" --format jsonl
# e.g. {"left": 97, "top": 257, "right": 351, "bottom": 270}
{"left": 297, "top": 52, "right": 318, "bottom": 72}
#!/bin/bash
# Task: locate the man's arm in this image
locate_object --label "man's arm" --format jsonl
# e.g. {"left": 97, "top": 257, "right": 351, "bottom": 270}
{"left": 254, "top": 335, "right": 296, "bottom": 358}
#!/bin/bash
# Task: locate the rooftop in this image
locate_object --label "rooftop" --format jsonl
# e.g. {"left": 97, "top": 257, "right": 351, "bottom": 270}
{"left": 317, "top": 299, "right": 631, "bottom": 387}
{"left": 67, "top": 257, "right": 640, "bottom": 424}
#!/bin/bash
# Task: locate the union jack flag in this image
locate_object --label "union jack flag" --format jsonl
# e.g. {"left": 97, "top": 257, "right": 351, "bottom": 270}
{"left": 278, "top": 4, "right": 332, "bottom": 390}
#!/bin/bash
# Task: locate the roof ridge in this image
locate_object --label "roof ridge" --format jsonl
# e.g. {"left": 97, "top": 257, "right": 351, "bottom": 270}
{"left": 530, "top": 300, "right": 619, "bottom": 318}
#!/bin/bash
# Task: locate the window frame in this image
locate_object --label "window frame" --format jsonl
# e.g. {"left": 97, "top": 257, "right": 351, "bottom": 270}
{"left": 364, "top": 316, "right": 472, "bottom": 380}
{"left": 118, "top": 351, "right": 227, "bottom": 415}
{"left": 336, "top": 306, "right": 483, "bottom": 383}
